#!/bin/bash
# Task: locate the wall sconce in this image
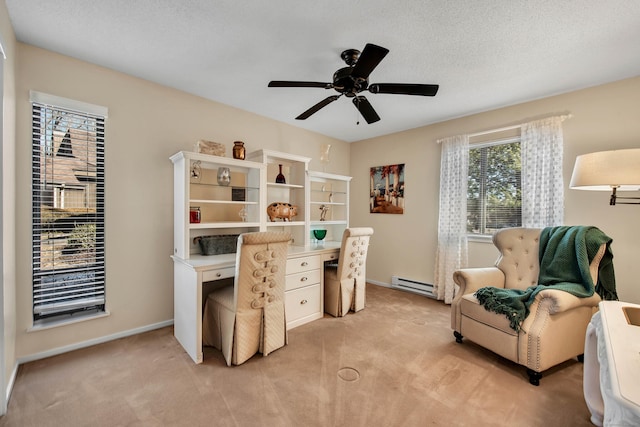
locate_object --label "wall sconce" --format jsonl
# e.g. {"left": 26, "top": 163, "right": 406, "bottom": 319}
{"left": 570, "top": 148, "right": 640, "bottom": 205}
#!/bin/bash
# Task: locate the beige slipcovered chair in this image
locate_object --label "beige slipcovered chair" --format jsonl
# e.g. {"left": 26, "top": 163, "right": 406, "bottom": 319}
{"left": 324, "top": 227, "right": 374, "bottom": 317}
{"left": 202, "top": 231, "right": 291, "bottom": 366}
{"left": 451, "top": 227, "right": 607, "bottom": 385}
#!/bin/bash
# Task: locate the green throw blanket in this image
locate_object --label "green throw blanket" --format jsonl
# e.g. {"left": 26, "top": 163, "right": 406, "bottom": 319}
{"left": 474, "top": 226, "right": 617, "bottom": 332}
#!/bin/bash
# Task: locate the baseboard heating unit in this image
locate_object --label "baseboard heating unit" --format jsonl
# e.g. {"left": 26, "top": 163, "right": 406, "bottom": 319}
{"left": 391, "top": 276, "right": 436, "bottom": 298}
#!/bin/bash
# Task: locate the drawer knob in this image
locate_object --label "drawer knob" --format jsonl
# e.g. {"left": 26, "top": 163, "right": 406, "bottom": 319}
{"left": 216, "top": 272, "right": 222, "bottom": 277}
{"left": 301, "top": 261, "right": 308, "bottom": 267}
{"left": 300, "top": 276, "right": 308, "bottom": 282}
{"left": 300, "top": 299, "right": 308, "bottom": 305}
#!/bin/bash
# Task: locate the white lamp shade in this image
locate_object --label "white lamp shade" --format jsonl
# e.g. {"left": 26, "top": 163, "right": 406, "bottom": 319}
{"left": 570, "top": 148, "right": 640, "bottom": 191}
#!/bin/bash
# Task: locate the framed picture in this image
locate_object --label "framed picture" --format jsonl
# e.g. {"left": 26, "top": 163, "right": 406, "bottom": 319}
{"left": 231, "top": 188, "right": 246, "bottom": 202}
{"left": 370, "top": 164, "right": 405, "bottom": 214}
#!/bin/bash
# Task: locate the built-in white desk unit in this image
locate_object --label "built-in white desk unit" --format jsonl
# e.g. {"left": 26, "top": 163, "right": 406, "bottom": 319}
{"left": 170, "top": 149, "right": 350, "bottom": 363}
{"left": 584, "top": 301, "right": 640, "bottom": 426}
{"left": 172, "top": 244, "right": 339, "bottom": 363}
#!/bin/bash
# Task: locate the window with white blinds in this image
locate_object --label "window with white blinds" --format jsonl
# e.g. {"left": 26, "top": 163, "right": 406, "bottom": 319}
{"left": 467, "top": 137, "right": 522, "bottom": 235}
{"left": 31, "top": 93, "right": 107, "bottom": 322}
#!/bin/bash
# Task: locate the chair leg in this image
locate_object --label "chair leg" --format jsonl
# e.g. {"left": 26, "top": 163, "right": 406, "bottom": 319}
{"left": 577, "top": 354, "right": 584, "bottom": 363}
{"left": 453, "top": 331, "right": 463, "bottom": 343}
{"left": 527, "top": 369, "right": 542, "bottom": 386}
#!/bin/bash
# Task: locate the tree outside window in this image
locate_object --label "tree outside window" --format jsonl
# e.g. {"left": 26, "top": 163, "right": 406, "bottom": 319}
{"left": 467, "top": 140, "right": 522, "bottom": 234}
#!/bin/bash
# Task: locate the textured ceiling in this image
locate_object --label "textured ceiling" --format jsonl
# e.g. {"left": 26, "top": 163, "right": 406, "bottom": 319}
{"left": 6, "top": 0, "right": 640, "bottom": 142}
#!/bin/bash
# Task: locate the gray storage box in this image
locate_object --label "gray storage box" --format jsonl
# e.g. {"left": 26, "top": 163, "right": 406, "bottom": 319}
{"left": 194, "top": 234, "right": 239, "bottom": 256}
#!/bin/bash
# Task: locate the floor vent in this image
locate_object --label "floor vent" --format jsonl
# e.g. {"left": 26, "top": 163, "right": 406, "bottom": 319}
{"left": 391, "top": 276, "right": 436, "bottom": 298}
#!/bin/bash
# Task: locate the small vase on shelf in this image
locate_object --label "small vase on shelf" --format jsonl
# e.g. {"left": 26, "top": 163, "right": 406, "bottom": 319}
{"left": 217, "top": 167, "right": 231, "bottom": 186}
{"left": 232, "top": 141, "right": 245, "bottom": 160}
{"left": 275, "top": 164, "right": 286, "bottom": 184}
{"left": 189, "top": 207, "right": 201, "bottom": 224}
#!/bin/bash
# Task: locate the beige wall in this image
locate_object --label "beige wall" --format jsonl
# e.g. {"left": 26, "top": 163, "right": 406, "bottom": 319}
{"left": 14, "top": 43, "right": 349, "bottom": 359}
{"left": 351, "top": 76, "right": 640, "bottom": 304}
{"left": 1, "top": 0, "right": 17, "bottom": 409}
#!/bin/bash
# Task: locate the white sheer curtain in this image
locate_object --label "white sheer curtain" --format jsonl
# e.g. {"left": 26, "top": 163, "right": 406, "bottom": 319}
{"left": 434, "top": 135, "right": 469, "bottom": 304}
{"left": 520, "top": 116, "right": 566, "bottom": 227}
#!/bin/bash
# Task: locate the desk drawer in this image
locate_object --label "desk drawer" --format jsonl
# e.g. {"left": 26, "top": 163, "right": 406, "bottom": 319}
{"left": 202, "top": 267, "right": 235, "bottom": 282}
{"left": 286, "top": 284, "right": 321, "bottom": 323}
{"left": 286, "top": 255, "right": 321, "bottom": 275}
{"left": 286, "top": 269, "right": 321, "bottom": 292}
{"left": 322, "top": 250, "right": 339, "bottom": 263}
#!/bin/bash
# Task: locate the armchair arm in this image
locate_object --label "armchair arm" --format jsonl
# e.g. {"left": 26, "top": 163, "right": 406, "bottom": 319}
{"left": 453, "top": 267, "right": 505, "bottom": 297}
{"left": 535, "top": 289, "right": 601, "bottom": 315}
{"left": 451, "top": 267, "right": 505, "bottom": 332}
{"left": 519, "top": 289, "right": 602, "bottom": 372}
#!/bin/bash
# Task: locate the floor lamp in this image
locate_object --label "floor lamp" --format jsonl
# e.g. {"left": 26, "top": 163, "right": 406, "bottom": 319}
{"left": 570, "top": 148, "right": 640, "bottom": 205}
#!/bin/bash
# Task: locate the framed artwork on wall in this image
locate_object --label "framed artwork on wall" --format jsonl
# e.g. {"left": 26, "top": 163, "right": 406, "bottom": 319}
{"left": 370, "top": 164, "right": 405, "bottom": 214}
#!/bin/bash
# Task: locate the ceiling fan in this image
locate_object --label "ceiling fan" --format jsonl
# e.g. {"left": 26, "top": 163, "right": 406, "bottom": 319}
{"left": 268, "top": 43, "right": 439, "bottom": 124}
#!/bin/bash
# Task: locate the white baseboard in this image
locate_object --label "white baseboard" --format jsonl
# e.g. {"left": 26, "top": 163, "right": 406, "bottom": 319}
{"left": 17, "top": 319, "right": 174, "bottom": 365}
{"left": 367, "top": 279, "right": 392, "bottom": 288}
{"left": 5, "top": 361, "right": 18, "bottom": 410}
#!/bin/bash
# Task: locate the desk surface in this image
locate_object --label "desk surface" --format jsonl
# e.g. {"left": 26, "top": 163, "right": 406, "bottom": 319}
{"left": 599, "top": 301, "right": 640, "bottom": 411}
{"left": 172, "top": 242, "right": 341, "bottom": 271}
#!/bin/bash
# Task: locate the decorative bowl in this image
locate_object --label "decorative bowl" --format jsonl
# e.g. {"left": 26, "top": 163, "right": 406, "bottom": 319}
{"left": 313, "top": 229, "right": 327, "bottom": 241}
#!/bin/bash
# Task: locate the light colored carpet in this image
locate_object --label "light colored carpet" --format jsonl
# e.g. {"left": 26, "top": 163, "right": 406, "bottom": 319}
{"left": 1, "top": 284, "right": 593, "bottom": 427}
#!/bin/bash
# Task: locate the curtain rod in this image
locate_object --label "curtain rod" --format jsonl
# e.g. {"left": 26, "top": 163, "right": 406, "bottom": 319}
{"left": 469, "top": 124, "right": 520, "bottom": 138}
{"left": 470, "top": 114, "right": 573, "bottom": 138}
{"left": 438, "top": 113, "right": 573, "bottom": 143}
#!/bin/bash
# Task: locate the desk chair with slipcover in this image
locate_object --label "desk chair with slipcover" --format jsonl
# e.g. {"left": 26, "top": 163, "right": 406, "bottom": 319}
{"left": 324, "top": 227, "right": 374, "bottom": 317}
{"left": 203, "top": 231, "right": 291, "bottom": 366}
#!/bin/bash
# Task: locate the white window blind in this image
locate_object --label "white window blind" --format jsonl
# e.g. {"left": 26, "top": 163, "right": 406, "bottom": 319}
{"left": 467, "top": 137, "right": 522, "bottom": 235}
{"left": 31, "top": 95, "right": 107, "bottom": 321}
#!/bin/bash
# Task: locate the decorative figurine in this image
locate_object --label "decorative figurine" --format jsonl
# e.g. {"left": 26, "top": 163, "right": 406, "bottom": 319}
{"left": 190, "top": 160, "right": 201, "bottom": 182}
{"left": 238, "top": 207, "right": 248, "bottom": 222}
{"left": 319, "top": 204, "right": 329, "bottom": 221}
{"left": 267, "top": 202, "right": 298, "bottom": 222}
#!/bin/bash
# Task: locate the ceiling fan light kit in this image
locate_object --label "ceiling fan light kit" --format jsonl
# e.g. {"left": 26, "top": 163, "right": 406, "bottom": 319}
{"left": 268, "top": 43, "right": 439, "bottom": 124}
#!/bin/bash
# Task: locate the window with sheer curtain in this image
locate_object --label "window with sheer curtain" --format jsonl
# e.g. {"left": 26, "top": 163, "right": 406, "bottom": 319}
{"left": 435, "top": 116, "right": 566, "bottom": 303}
{"left": 31, "top": 92, "right": 108, "bottom": 323}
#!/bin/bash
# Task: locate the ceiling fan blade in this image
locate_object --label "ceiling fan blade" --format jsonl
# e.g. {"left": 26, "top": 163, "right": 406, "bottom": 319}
{"left": 369, "top": 83, "right": 439, "bottom": 96}
{"left": 353, "top": 96, "right": 380, "bottom": 124}
{"left": 351, "top": 44, "right": 389, "bottom": 80}
{"left": 268, "top": 81, "right": 332, "bottom": 89}
{"left": 296, "top": 95, "right": 341, "bottom": 120}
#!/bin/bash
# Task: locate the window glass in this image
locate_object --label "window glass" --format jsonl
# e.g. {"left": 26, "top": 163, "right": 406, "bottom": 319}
{"left": 467, "top": 139, "right": 521, "bottom": 234}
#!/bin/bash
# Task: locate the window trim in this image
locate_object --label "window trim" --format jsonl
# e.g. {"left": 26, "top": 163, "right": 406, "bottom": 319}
{"left": 30, "top": 92, "right": 108, "bottom": 326}
{"left": 30, "top": 91, "right": 108, "bottom": 118}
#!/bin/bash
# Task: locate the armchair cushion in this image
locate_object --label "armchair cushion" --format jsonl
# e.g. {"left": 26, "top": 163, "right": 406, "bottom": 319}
{"left": 460, "top": 294, "right": 518, "bottom": 336}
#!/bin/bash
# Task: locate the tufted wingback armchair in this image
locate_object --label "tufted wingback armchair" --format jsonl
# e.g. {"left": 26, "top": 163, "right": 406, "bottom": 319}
{"left": 203, "top": 231, "right": 291, "bottom": 366}
{"left": 324, "top": 227, "right": 374, "bottom": 317}
{"left": 451, "top": 227, "right": 605, "bottom": 385}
